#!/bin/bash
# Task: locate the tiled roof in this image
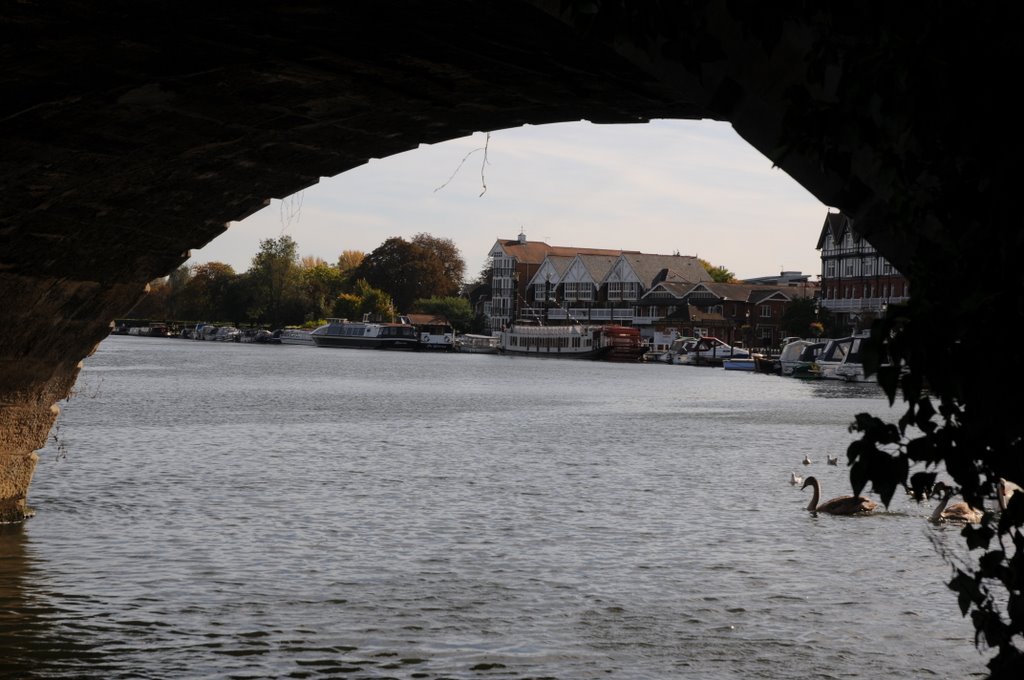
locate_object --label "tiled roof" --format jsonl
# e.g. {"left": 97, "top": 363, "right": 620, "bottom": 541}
{"left": 494, "top": 239, "right": 634, "bottom": 264}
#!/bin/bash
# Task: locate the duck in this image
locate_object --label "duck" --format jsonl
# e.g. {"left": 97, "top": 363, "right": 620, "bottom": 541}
{"left": 801, "top": 476, "right": 877, "bottom": 515}
{"left": 790, "top": 471, "right": 803, "bottom": 486}
{"left": 998, "top": 478, "right": 1022, "bottom": 511}
{"left": 802, "top": 455, "right": 812, "bottom": 466}
{"left": 826, "top": 455, "right": 839, "bottom": 466}
{"left": 930, "top": 482, "right": 983, "bottom": 524}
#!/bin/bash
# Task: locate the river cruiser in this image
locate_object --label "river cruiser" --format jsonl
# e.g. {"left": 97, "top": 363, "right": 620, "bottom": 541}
{"left": 497, "top": 322, "right": 646, "bottom": 361}
{"left": 311, "top": 317, "right": 421, "bottom": 350}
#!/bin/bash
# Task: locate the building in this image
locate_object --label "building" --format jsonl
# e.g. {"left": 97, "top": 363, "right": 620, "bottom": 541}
{"left": 485, "top": 232, "right": 638, "bottom": 331}
{"left": 483, "top": 232, "right": 807, "bottom": 350}
{"left": 816, "top": 211, "right": 910, "bottom": 332}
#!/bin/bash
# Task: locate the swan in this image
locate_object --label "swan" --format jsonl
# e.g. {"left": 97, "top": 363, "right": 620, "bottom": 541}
{"left": 930, "top": 482, "right": 983, "bottom": 524}
{"left": 802, "top": 455, "right": 812, "bottom": 466}
{"left": 801, "top": 476, "right": 877, "bottom": 515}
{"left": 827, "top": 455, "right": 839, "bottom": 466}
{"left": 998, "top": 478, "right": 1022, "bottom": 511}
{"left": 790, "top": 471, "right": 803, "bottom": 486}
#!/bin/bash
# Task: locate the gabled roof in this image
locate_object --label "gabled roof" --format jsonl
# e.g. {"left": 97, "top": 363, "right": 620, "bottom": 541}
{"left": 575, "top": 254, "right": 621, "bottom": 281}
{"left": 617, "top": 253, "right": 711, "bottom": 286}
{"left": 816, "top": 210, "right": 864, "bottom": 250}
{"left": 686, "top": 281, "right": 791, "bottom": 303}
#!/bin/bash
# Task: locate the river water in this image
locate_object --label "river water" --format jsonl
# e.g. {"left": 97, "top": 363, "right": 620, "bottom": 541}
{"left": 0, "top": 336, "right": 992, "bottom": 679}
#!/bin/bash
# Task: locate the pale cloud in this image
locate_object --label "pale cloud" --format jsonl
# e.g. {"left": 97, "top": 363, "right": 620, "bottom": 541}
{"left": 187, "top": 119, "right": 827, "bottom": 280}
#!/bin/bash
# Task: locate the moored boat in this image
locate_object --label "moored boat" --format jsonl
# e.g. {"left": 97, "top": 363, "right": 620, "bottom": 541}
{"left": 497, "top": 322, "right": 646, "bottom": 361}
{"left": 273, "top": 327, "right": 315, "bottom": 346}
{"left": 455, "top": 334, "right": 500, "bottom": 354}
{"left": 671, "top": 336, "right": 750, "bottom": 366}
{"left": 779, "top": 339, "right": 828, "bottom": 378}
{"left": 311, "top": 317, "right": 421, "bottom": 350}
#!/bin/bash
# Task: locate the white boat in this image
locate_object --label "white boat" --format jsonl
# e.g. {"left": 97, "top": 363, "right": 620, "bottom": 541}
{"left": 310, "top": 317, "right": 421, "bottom": 351}
{"left": 815, "top": 334, "right": 869, "bottom": 380}
{"left": 273, "top": 328, "right": 315, "bottom": 346}
{"left": 663, "top": 336, "right": 698, "bottom": 364}
{"left": 722, "top": 356, "right": 759, "bottom": 371}
{"left": 213, "top": 326, "right": 240, "bottom": 342}
{"left": 671, "top": 336, "right": 750, "bottom": 366}
{"left": 455, "top": 334, "right": 500, "bottom": 354}
{"left": 497, "top": 322, "right": 646, "bottom": 361}
{"left": 779, "top": 339, "right": 829, "bottom": 378}
{"left": 416, "top": 325, "right": 455, "bottom": 352}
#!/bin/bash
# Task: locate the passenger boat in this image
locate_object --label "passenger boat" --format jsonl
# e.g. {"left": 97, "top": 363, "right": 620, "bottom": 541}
{"left": 455, "top": 334, "right": 500, "bottom": 354}
{"left": 310, "top": 317, "right": 421, "bottom": 350}
{"left": 497, "top": 322, "right": 646, "bottom": 361}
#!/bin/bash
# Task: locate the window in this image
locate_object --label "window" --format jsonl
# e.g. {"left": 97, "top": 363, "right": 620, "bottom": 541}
{"left": 608, "top": 281, "right": 622, "bottom": 300}
{"left": 760, "top": 305, "right": 772, "bottom": 318}
{"left": 826, "top": 262, "right": 836, "bottom": 278}
{"left": 623, "top": 282, "right": 640, "bottom": 300}
{"left": 845, "top": 261, "right": 854, "bottom": 276}
{"left": 563, "top": 282, "right": 577, "bottom": 301}
{"left": 578, "top": 283, "right": 593, "bottom": 301}
{"left": 864, "top": 259, "right": 874, "bottom": 276}
{"left": 883, "top": 262, "right": 893, "bottom": 275}
{"left": 534, "top": 283, "right": 545, "bottom": 301}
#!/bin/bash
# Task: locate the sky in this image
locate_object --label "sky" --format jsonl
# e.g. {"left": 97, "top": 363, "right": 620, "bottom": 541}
{"left": 185, "top": 118, "right": 828, "bottom": 282}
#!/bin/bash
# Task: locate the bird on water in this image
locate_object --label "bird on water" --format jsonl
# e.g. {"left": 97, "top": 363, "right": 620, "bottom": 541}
{"left": 827, "top": 455, "right": 839, "bottom": 466}
{"left": 802, "top": 455, "right": 812, "bottom": 466}
{"left": 790, "top": 471, "right": 803, "bottom": 486}
{"left": 930, "top": 482, "right": 983, "bottom": 524}
{"left": 801, "top": 476, "right": 877, "bottom": 515}
{"left": 998, "top": 477, "right": 1022, "bottom": 511}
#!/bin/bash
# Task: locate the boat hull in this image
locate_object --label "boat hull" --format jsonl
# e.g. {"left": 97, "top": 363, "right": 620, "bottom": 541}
{"left": 497, "top": 323, "right": 644, "bottom": 361}
{"left": 311, "top": 318, "right": 422, "bottom": 351}
{"left": 312, "top": 336, "right": 420, "bottom": 350}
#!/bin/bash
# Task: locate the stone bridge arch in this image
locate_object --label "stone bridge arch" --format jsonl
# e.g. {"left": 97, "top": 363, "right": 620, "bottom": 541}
{"left": 0, "top": 2, "right": 1011, "bottom": 521}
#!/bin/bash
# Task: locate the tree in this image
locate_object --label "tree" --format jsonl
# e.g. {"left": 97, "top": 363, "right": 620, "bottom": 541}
{"left": 177, "top": 262, "right": 237, "bottom": 321}
{"left": 412, "top": 296, "right": 473, "bottom": 332}
{"left": 248, "top": 235, "right": 301, "bottom": 327}
{"left": 779, "top": 297, "right": 818, "bottom": 337}
{"left": 337, "top": 250, "right": 365, "bottom": 277}
{"left": 697, "top": 258, "right": 738, "bottom": 283}
{"left": 411, "top": 232, "right": 465, "bottom": 294}
{"left": 300, "top": 261, "right": 345, "bottom": 322}
{"left": 331, "top": 279, "right": 395, "bottom": 322}
{"left": 351, "top": 236, "right": 449, "bottom": 312}
{"left": 128, "top": 277, "right": 172, "bottom": 319}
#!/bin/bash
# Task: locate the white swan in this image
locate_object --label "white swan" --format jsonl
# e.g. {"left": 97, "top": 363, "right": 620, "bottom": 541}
{"left": 802, "top": 455, "right": 812, "bottom": 466}
{"left": 998, "top": 478, "right": 1022, "bottom": 511}
{"left": 930, "top": 482, "right": 983, "bottom": 524}
{"left": 827, "top": 455, "right": 839, "bottom": 466}
{"left": 790, "top": 471, "right": 803, "bottom": 486}
{"left": 801, "top": 476, "right": 877, "bottom": 515}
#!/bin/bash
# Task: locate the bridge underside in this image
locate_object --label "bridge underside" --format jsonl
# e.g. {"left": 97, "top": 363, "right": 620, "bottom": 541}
{"left": 0, "top": 2, "right": 1011, "bottom": 520}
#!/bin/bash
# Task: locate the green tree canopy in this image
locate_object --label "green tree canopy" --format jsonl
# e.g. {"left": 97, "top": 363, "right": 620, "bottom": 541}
{"left": 411, "top": 232, "right": 465, "bottom": 293}
{"left": 411, "top": 296, "right": 473, "bottom": 332}
{"left": 697, "top": 258, "right": 738, "bottom": 283}
{"left": 177, "top": 262, "right": 236, "bottom": 321}
{"left": 248, "top": 235, "right": 301, "bottom": 327}
{"left": 351, "top": 236, "right": 449, "bottom": 312}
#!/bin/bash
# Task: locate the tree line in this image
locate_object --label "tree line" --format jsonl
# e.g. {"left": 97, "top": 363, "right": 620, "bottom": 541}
{"left": 129, "top": 232, "right": 483, "bottom": 332}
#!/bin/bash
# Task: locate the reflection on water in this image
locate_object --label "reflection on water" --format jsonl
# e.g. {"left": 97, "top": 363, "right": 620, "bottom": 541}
{"left": 0, "top": 336, "right": 993, "bottom": 678}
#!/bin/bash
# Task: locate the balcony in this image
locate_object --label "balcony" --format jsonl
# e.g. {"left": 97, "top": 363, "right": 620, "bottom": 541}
{"left": 820, "top": 295, "right": 909, "bottom": 313}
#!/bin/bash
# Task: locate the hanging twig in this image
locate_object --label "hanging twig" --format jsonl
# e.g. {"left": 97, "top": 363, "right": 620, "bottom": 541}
{"left": 434, "top": 132, "right": 491, "bottom": 196}
{"left": 279, "top": 191, "right": 304, "bottom": 234}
